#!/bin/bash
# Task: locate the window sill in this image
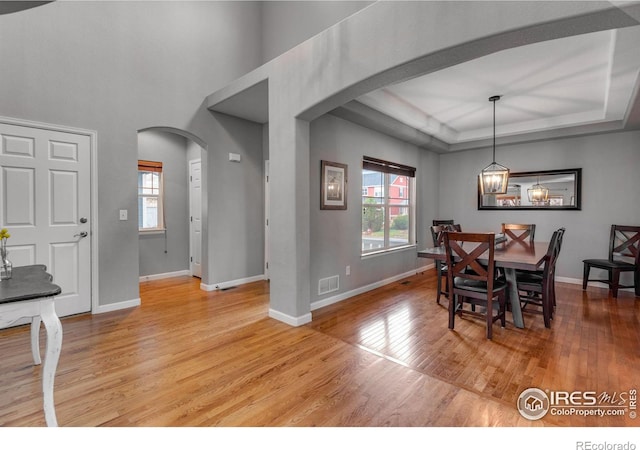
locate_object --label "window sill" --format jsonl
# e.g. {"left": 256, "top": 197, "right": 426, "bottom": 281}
{"left": 139, "top": 228, "right": 166, "bottom": 235}
{"left": 361, "top": 244, "right": 416, "bottom": 259}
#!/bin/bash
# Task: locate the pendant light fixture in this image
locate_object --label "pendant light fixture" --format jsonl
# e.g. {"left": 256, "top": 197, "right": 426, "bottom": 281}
{"left": 527, "top": 176, "right": 549, "bottom": 203}
{"left": 480, "top": 95, "right": 509, "bottom": 195}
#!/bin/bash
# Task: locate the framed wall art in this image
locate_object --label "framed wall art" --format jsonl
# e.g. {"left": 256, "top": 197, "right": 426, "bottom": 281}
{"left": 320, "top": 160, "right": 347, "bottom": 210}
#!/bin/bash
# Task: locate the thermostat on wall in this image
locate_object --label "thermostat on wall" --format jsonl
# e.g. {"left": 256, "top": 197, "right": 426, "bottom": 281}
{"left": 229, "top": 152, "right": 241, "bottom": 162}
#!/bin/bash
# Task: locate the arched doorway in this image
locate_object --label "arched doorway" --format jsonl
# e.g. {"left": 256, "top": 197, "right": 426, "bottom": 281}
{"left": 137, "top": 127, "right": 207, "bottom": 283}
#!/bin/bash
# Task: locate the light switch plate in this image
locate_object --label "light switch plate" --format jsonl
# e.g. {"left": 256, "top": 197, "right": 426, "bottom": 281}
{"left": 119, "top": 209, "right": 128, "bottom": 220}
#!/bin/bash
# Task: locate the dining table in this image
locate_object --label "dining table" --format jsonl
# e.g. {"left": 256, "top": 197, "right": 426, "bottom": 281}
{"left": 0, "top": 265, "right": 62, "bottom": 426}
{"left": 418, "top": 238, "right": 549, "bottom": 328}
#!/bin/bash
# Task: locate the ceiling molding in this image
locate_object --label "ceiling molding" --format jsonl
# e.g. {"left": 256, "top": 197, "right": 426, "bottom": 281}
{"left": 330, "top": 101, "right": 449, "bottom": 153}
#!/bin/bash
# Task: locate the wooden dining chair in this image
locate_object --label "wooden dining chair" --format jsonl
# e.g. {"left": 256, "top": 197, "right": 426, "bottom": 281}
{"left": 582, "top": 225, "right": 640, "bottom": 298}
{"left": 443, "top": 232, "right": 507, "bottom": 339}
{"left": 433, "top": 219, "right": 454, "bottom": 226}
{"left": 430, "top": 224, "right": 462, "bottom": 304}
{"left": 502, "top": 223, "right": 536, "bottom": 243}
{"left": 516, "top": 228, "right": 564, "bottom": 328}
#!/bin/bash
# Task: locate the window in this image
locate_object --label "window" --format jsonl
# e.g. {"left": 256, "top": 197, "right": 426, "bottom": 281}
{"left": 138, "top": 160, "right": 164, "bottom": 231}
{"left": 362, "top": 156, "right": 415, "bottom": 255}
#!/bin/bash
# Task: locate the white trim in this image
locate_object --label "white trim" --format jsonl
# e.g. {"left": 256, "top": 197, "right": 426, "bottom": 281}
{"left": 311, "top": 264, "right": 434, "bottom": 311}
{"left": 139, "top": 270, "right": 191, "bottom": 282}
{"left": 139, "top": 228, "right": 167, "bottom": 235}
{"left": 556, "top": 276, "right": 582, "bottom": 285}
{"left": 559, "top": 275, "right": 636, "bottom": 292}
{"left": 268, "top": 309, "right": 312, "bottom": 327}
{"left": 188, "top": 158, "right": 202, "bottom": 278}
{"left": 200, "top": 274, "right": 265, "bottom": 291}
{"left": 417, "top": 262, "right": 435, "bottom": 273}
{"left": 264, "top": 159, "right": 270, "bottom": 280}
{"left": 93, "top": 298, "right": 141, "bottom": 314}
{"left": 0, "top": 115, "right": 99, "bottom": 315}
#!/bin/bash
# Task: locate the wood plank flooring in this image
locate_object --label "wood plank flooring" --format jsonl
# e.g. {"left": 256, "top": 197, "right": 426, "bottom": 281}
{"left": 0, "top": 269, "right": 638, "bottom": 427}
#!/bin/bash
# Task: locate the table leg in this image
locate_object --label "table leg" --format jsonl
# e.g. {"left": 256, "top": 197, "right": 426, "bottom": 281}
{"left": 40, "top": 299, "right": 62, "bottom": 427}
{"left": 31, "top": 316, "right": 42, "bottom": 365}
{"left": 504, "top": 267, "right": 524, "bottom": 329}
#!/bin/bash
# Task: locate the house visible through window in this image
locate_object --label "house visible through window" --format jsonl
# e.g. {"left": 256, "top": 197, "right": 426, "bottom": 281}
{"left": 362, "top": 156, "right": 415, "bottom": 255}
{"left": 138, "top": 160, "right": 164, "bottom": 231}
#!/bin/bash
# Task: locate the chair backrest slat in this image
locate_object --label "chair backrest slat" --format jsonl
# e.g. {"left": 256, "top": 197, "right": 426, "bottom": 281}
{"left": 443, "top": 232, "right": 496, "bottom": 291}
{"left": 430, "top": 224, "right": 462, "bottom": 246}
{"left": 541, "top": 229, "right": 563, "bottom": 279}
{"left": 502, "top": 223, "right": 536, "bottom": 243}
{"left": 609, "top": 225, "right": 640, "bottom": 263}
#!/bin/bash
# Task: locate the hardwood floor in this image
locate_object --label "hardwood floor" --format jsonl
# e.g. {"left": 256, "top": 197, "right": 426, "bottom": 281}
{"left": 1, "top": 269, "right": 638, "bottom": 427}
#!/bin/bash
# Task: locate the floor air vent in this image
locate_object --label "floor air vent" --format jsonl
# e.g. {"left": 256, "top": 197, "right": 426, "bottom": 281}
{"left": 318, "top": 275, "right": 339, "bottom": 295}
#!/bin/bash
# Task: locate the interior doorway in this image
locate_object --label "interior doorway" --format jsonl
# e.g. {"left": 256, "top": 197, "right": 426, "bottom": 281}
{"left": 137, "top": 127, "right": 206, "bottom": 284}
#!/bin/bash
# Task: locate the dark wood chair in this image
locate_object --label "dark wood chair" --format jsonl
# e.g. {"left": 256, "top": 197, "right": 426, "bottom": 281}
{"left": 430, "top": 224, "right": 462, "bottom": 304}
{"left": 582, "top": 225, "right": 640, "bottom": 298}
{"left": 516, "top": 228, "right": 564, "bottom": 328}
{"left": 433, "top": 219, "right": 454, "bottom": 226}
{"left": 443, "top": 232, "right": 507, "bottom": 339}
{"left": 502, "top": 223, "right": 536, "bottom": 243}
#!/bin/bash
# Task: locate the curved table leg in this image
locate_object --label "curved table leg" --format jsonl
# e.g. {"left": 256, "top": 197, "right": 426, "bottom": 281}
{"left": 40, "top": 299, "right": 62, "bottom": 427}
{"left": 31, "top": 316, "right": 42, "bottom": 365}
{"left": 504, "top": 267, "right": 524, "bottom": 329}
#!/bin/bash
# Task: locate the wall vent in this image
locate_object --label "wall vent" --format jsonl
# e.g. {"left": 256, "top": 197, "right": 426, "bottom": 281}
{"left": 318, "top": 275, "right": 339, "bottom": 295}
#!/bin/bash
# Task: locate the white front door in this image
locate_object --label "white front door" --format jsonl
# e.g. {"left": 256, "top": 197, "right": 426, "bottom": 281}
{"left": 189, "top": 159, "right": 202, "bottom": 278}
{"left": 0, "top": 120, "right": 92, "bottom": 321}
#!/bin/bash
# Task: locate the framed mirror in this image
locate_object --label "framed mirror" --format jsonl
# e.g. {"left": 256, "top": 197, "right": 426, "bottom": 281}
{"left": 478, "top": 168, "right": 581, "bottom": 210}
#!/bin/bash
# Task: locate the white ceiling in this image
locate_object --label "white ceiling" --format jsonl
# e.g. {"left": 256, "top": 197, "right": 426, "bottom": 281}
{"left": 352, "top": 26, "right": 640, "bottom": 150}
{"left": 208, "top": 5, "right": 640, "bottom": 153}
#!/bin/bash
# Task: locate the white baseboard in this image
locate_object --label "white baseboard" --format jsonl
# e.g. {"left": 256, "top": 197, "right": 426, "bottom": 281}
{"left": 139, "top": 270, "right": 191, "bottom": 283}
{"left": 200, "top": 274, "right": 265, "bottom": 291}
{"left": 555, "top": 276, "right": 582, "bottom": 285}
{"left": 560, "top": 275, "right": 636, "bottom": 292}
{"left": 94, "top": 298, "right": 141, "bottom": 314}
{"left": 416, "top": 263, "right": 435, "bottom": 273}
{"left": 311, "top": 264, "right": 434, "bottom": 311}
{"left": 268, "top": 309, "right": 312, "bottom": 327}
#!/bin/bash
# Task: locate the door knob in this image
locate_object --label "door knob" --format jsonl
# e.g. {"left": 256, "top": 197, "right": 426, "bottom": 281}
{"left": 80, "top": 217, "right": 88, "bottom": 223}
{"left": 74, "top": 231, "right": 88, "bottom": 238}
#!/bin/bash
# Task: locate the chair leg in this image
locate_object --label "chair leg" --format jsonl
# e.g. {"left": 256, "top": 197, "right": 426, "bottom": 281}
{"left": 448, "top": 294, "right": 456, "bottom": 330}
{"left": 486, "top": 296, "right": 493, "bottom": 340}
{"left": 499, "top": 292, "right": 506, "bottom": 328}
{"left": 634, "top": 269, "right": 640, "bottom": 296}
{"left": 582, "top": 263, "right": 590, "bottom": 290}
{"left": 611, "top": 269, "right": 620, "bottom": 298}
{"left": 435, "top": 261, "right": 442, "bottom": 304}
{"left": 551, "top": 276, "right": 557, "bottom": 309}
{"left": 543, "top": 292, "right": 551, "bottom": 329}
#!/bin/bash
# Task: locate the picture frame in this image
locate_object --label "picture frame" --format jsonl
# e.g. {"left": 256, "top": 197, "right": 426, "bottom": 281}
{"left": 320, "top": 160, "right": 347, "bottom": 210}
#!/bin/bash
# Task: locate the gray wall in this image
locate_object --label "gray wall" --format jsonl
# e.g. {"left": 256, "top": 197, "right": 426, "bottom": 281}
{"left": 260, "top": 1, "right": 373, "bottom": 63}
{"left": 187, "top": 139, "right": 202, "bottom": 163}
{"left": 309, "top": 114, "right": 440, "bottom": 304}
{"left": 137, "top": 130, "right": 190, "bottom": 277}
{"left": 438, "top": 130, "right": 640, "bottom": 282}
{"left": 0, "top": 1, "right": 264, "bottom": 306}
{"left": 207, "top": 113, "right": 265, "bottom": 285}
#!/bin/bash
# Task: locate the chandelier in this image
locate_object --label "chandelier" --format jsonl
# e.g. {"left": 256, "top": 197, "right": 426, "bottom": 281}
{"left": 480, "top": 95, "right": 509, "bottom": 195}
